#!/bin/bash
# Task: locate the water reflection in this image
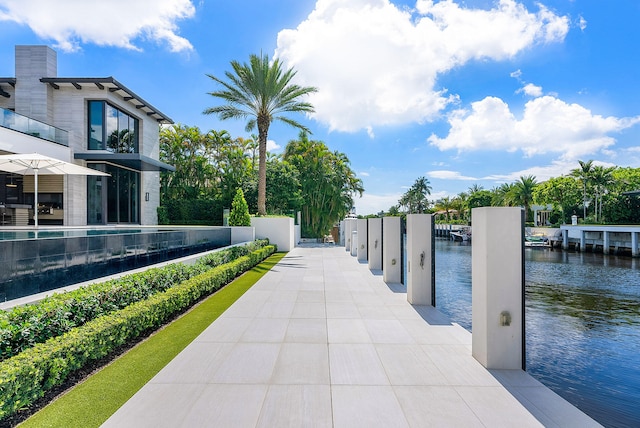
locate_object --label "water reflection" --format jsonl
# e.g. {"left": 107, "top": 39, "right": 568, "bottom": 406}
{"left": 435, "top": 239, "right": 640, "bottom": 428}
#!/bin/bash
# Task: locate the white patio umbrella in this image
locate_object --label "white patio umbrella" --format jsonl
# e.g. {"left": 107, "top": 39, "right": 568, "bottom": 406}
{"left": 0, "top": 153, "right": 110, "bottom": 227}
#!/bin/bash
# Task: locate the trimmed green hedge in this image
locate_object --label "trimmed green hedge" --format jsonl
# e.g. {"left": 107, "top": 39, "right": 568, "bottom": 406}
{"left": 0, "top": 245, "right": 275, "bottom": 420}
{"left": 0, "top": 241, "right": 268, "bottom": 361}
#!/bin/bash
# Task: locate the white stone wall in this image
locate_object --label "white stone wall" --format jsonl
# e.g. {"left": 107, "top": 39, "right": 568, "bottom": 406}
{"left": 251, "top": 217, "right": 294, "bottom": 251}
{"left": 230, "top": 226, "right": 255, "bottom": 244}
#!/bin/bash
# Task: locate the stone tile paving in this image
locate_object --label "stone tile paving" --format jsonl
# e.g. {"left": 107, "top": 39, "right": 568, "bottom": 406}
{"left": 103, "top": 244, "right": 601, "bottom": 428}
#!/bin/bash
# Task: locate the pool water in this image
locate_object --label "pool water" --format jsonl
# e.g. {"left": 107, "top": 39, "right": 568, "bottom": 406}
{"left": 0, "top": 227, "right": 231, "bottom": 302}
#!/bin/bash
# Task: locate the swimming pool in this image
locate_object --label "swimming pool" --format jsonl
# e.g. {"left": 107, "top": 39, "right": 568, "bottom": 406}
{"left": 0, "top": 226, "right": 232, "bottom": 302}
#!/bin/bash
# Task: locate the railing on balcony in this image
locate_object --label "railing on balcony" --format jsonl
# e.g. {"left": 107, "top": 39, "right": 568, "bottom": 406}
{"left": 0, "top": 107, "right": 68, "bottom": 147}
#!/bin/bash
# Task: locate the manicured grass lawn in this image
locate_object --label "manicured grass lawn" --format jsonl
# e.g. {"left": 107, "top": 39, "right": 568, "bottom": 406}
{"left": 21, "top": 252, "right": 286, "bottom": 428}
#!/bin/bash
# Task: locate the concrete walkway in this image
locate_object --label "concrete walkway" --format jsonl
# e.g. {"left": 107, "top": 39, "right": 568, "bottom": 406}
{"left": 103, "top": 245, "right": 600, "bottom": 427}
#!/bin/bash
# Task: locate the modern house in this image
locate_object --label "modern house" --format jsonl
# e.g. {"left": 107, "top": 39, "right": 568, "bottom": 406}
{"left": 0, "top": 45, "right": 174, "bottom": 226}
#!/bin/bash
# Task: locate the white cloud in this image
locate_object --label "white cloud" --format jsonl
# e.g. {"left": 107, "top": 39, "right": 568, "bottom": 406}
{"left": 366, "top": 126, "right": 375, "bottom": 139}
{"left": 483, "top": 159, "right": 617, "bottom": 183}
{"left": 517, "top": 83, "right": 543, "bottom": 97}
{"left": 359, "top": 171, "right": 370, "bottom": 177}
{"left": 428, "top": 95, "right": 640, "bottom": 161}
{"left": 266, "top": 140, "right": 281, "bottom": 151}
{"left": 428, "top": 170, "right": 477, "bottom": 180}
{"left": 354, "top": 192, "right": 402, "bottom": 215}
{"left": 483, "top": 160, "right": 575, "bottom": 183}
{"left": 0, "top": 0, "right": 195, "bottom": 52}
{"left": 276, "top": 0, "right": 569, "bottom": 132}
{"left": 578, "top": 15, "right": 587, "bottom": 31}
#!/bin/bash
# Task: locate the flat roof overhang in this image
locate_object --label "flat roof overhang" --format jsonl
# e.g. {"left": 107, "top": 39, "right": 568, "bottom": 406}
{"left": 40, "top": 77, "right": 173, "bottom": 124}
{"left": 74, "top": 152, "right": 176, "bottom": 172}
{"left": 622, "top": 190, "right": 640, "bottom": 197}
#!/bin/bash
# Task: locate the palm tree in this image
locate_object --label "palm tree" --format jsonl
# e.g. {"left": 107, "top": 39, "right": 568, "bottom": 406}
{"left": 435, "top": 196, "right": 454, "bottom": 221}
{"left": 468, "top": 184, "right": 484, "bottom": 194}
{"left": 204, "top": 54, "right": 317, "bottom": 215}
{"left": 509, "top": 175, "right": 538, "bottom": 222}
{"left": 591, "top": 165, "right": 616, "bottom": 222}
{"left": 491, "top": 183, "right": 515, "bottom": 207}
{"left": 571, "top": 160, "right": 594, "bottom": 220}
{"left": 452, "top": 192, "right": 469, "bottom": 221}
{"left": 399, "top": 177, "right": 432, "bottom": 213}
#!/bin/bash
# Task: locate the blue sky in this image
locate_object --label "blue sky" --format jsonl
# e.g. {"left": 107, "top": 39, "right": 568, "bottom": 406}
{"left": 1, "top": 0, "right": 639, "bottom": 215}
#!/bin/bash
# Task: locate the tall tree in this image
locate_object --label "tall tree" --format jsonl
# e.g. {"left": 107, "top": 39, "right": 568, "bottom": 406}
{"left": 399, "top": 177, "right": 432, "bottom": 213}
{"left": 591, "top": 165, "right": 616, "bottom": 222}
{"left": 467, "top": 189, "right": 493, "bottom": 210}
{"left": 468, "top": 183, "right": 484, "bottom": 194}
{"left": 491, "top": 183, "right": 515, "bottom": 207}
{"left": 533, "top": 176, "right": 582, "bottom": 224}
{"left": 204, "top": 54, "right": 317, "bottom": 215}
{"left": 434, "top": 196, "right": 454, "bottom": 221}
{"left": 159, "top": 124, "right": 218, "bottom": 201}
{"left": 452, "top": 192, "right": 469, "bottom": 221}
{"left": 571, "top": 160, "right": 594, "bottom": 220}
{"left": 284, "top": 133, "right": 363, "bottom": 238}
{"left": 509, "top": 175, "right": 538, "bottom": 222}
{"left": 243, "top": 157, "right": 303, "bottom": 215}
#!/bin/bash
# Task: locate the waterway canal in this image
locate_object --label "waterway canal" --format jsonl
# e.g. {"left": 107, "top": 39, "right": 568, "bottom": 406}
{"left": 435, "top": 238, "right": 640, "bottom": 428}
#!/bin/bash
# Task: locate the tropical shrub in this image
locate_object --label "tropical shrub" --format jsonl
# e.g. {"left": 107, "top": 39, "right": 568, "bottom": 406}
{"left": 229, "top": 188, "right": 251, "bottom": 226}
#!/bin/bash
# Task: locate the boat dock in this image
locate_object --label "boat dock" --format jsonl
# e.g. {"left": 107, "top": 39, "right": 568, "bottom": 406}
{"left": 437, "top": 223, "right": 640, "bottom": 257}
{"left": 557, "top": 225, "right": 640, "bottom": 256}
{"left": 435, "top": 223, "right": 470, "bottom": 241}
{"left": 104, "top": 244, "right": 599, "bottom": 427}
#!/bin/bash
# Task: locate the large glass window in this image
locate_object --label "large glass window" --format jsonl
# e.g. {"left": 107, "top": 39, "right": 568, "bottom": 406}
{"left": 87, "top": 164, "right": 106, "bottom": 224}
{"left": 87, "top": 163, "right": 139, "bottom": 224}
{"left": 88, "top": 101, "right": 139, "bottom": 153}
{"left": 88, "top": 101, "right": 104, "bottom": 150}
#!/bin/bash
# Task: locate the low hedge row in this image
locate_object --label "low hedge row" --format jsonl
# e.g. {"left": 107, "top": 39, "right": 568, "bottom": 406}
{"left": 0, "top": 244, "right": 275, "bottom": 421}
{"left": 0, "top": 240, "right": 269, "bottom": 361}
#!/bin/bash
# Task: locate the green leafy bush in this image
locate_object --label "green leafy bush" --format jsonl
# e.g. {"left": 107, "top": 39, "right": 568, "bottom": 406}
{"left": 229, "top": 188, "right": 251, "bottom": 226}
{"left": 159, "top": 199, "right": 225, "bottom": 225}
{"left": 0, "top": 245, "right": 275, "bottom": 421}
{"left": 0, "top": 240, "right": 269, "bottom": 361}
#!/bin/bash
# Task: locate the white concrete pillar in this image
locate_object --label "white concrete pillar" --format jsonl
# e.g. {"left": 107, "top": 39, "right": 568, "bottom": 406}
{"left": 382, "top": 216, "right": 401, "bottom": 284}
{"left": 368, "top": 218, "right": 382, "bottom": 270}
{"left": 344, "top": 219, "right": 353, "bottom": 252}
{"left": 357, "top": 218, "right": 368, "bottom": 262}
{"left": 603, "top": 231, "right": 610, "bottom": 255}
{"left": 406, "top": 214, "right": 433, "bottom": 306}
{"left": 632, "top": 232, "right": 638, "bottom": 257}
{"left": 350, "top": 230, "right": 358, "bottom": 256}
{"left": 562, "top": 229, "right": 569, "bottom": 250}
{"left": 579, "top": 230, "right": 585, "bottom": 252}
{"left": 472, "top": 207, "right": 524, "bottom": 370}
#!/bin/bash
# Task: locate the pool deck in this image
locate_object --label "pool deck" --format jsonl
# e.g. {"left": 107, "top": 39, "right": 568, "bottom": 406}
{"left": 103, "top": 244, "right": 600, "bottom": 427}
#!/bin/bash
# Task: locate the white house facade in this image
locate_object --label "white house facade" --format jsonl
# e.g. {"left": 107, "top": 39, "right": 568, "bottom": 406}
{"left": 0, "top": 45, "right": 174, "bottom": 226}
